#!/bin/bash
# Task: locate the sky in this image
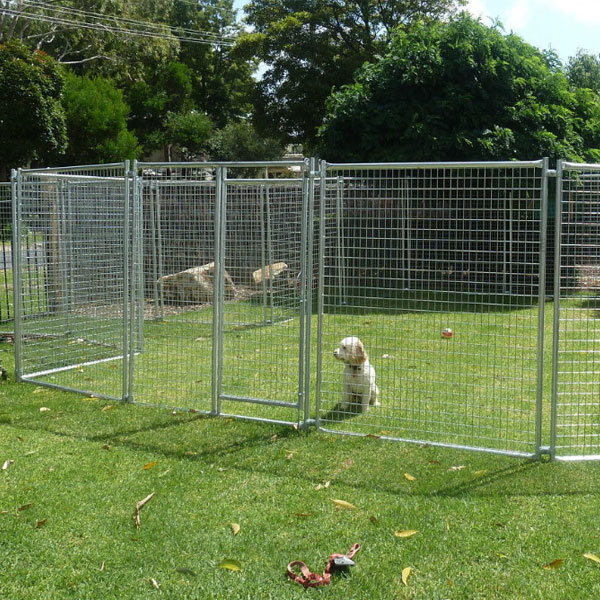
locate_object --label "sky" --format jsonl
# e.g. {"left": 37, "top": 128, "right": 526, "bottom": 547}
{"left": 464, "top": 0, "right": 600, "bottom": 61}
{"left": 234, "top": 0, "right": 600, "bottom": 64}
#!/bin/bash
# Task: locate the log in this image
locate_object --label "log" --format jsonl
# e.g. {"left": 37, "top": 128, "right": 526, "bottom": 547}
{"left": 158, "top": 262, "right": 236, "bottom": 304}
{"left": 252, "top": 262, "right": 288, "bottom": 286}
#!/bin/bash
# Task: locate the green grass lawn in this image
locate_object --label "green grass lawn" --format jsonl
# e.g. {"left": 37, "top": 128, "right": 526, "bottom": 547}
{"left": 3, "top": 292, "right": 600, "bottom": 598}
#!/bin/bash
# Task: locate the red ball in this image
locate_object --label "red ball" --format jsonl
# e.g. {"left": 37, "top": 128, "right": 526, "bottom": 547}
{"left": 441, "top": 328, "right": 453, "bottom": 339}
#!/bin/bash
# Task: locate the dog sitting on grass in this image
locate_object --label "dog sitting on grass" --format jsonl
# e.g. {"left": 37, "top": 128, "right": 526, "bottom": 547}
{"left": 333, "top": 336, "right": 380, "bottom": 412}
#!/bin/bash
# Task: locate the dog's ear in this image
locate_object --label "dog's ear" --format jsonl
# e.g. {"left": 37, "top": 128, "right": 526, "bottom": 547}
{"left": 353, "top": 339, "right": 367, "bottom": 364}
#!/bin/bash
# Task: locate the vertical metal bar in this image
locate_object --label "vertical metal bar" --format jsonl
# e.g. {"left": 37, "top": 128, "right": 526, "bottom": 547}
{"left": 315, "top": 160, "right": 327, "bottom": 429}
{"left": 265, "top": 184, "right": 274, "bottom": 324}
{"left": 57, "top": 180, "right": 70, "bottom": 334}
{"left": 550, "top": 160, "right": 564, "bottom": 459}
{"left": 155, "top": 183, "right": 165, "bottom": 319}
{"left": 149, "top": 182, "right": 160, "bottom": 319}
{"left": 259, "top": 185, "right": 268, "bottom": 323}
{"left": 11, "top": 169, "right": 23, "bottom": 380}
{"left": 136, "top": 177, "right": 145, "bottom": 353}
{"left": 535, "top": 158, "right": 549, "bottom": 457}
{"left": 336, "top": 177, "right": 347, "bottom": 305}
{"left": 122, "top": 160, "right": 131, "bottom": 402}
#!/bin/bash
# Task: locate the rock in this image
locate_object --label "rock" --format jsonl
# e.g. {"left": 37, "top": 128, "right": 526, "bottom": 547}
{"left": 252, "top": 262, "right": 288, "bottom": 286}
{"left": 159, "top": 262, "right": 236, "bottom": 304}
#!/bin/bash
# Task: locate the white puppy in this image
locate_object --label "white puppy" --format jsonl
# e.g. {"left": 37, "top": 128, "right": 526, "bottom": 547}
{"left": 333, "top": 336, "right": 380, "bottom": 411}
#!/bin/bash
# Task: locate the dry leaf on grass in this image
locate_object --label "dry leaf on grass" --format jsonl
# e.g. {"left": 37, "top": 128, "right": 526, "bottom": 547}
{"left": 584, "top": 553, "right": 600, "bottom": 564}
{"left": 219, "top": 559, "right": 242, "bottom": 571}
{"left": 150, "top": 578, "right": 160, "bottom": 590}
{"left": 401, "top": 566, "right": 412, "bottom": 586}
{"left": 395, "top": 530, "right": 418, "bottom": 538}
{"left": 17, "top": 503, "right": 33, "bottom": 512}
{"left": 331, "top": 499, "right": 357, "bottom": 510}
{"left": 404, "top": 473, "right": 416, "bottom": 481}
{"left": 315, "top": 481, "right": 330, "bottom": 491}
{"left": 448, "top": 465, "right": 466, "bottom": 471}
{"left": 39, "top": 407, "right": 50, "bottom": 412}
{"left": 35, "top": 519, "right": 47, "bottom": 529}
{"left": 230, "top": 522, "right": 240, "bottom": 536}
{"left": 142, "top": 461, "right": 158, "bottom": 470}
{"left": 2, "top": 459, "right": 13, "bottom": 471}
{"left": 132, "top": 492, "right": 155, "bottom": 528}
{"left": 543, "top": 558, "right": 564, "bottom": 570}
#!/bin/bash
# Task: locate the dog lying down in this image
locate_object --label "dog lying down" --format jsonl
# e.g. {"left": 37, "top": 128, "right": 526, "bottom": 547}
{"left": 333, "top": 336, "right": 380, "bottom": 411}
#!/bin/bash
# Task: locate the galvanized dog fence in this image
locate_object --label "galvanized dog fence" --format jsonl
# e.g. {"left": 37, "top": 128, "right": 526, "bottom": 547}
{"left": 11, "top": 158, "right": 600, "bottom": 460}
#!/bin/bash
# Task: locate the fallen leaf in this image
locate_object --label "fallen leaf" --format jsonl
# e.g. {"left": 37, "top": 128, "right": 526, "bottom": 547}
{"left": 401, "top": 566, "right": 412, "bottom": 586}
{"left": 543, "top": 559, "right": 564, "bottom": 570}
{"left": 101, "top": 444, "right": 111, "bottom": 451}
{"left": 219, "top": 559, "right": 242, "bottom": 572}
{"left": 395, "top": 530, "right": 418, "bottom": 538}
{"left": 369, "top": 516, "right": 379, "bottom": 525}
{"left": 17, "top": 503, "right": 33, "bottom": 512}
{"left": 285, "top": 452, "right": 294, "bottom": 460}
{"left": 230, "top": 522, "right": 240, "bottom": 536}
{"left": 448, "top": 465, "right": 466, "bottom": 471}
{"left": 473, "top": 470, "right": 488, "bottom": 477}
{"left": 217, "top": 467, "right": 228, "bottom": 472}
{"left": 132, "top": 492, "right": 155, "bottom": 528}
{"left": 142, "top": 461, "right": 158, "bottom": 470}
{"left": 16, "top": 436, "right": 24, "bottom": 442}
{"left": 331, "top": 499, "right": 357, "bottom": 510}
{"left": 293, "top": 512, "right": 312, "bottom": 518}
{"left": 315, "top": 481, "right": 330, "bottom": 491}
{"left": 99, "top": 562, "right": 105, "bottom": 572}
{"left": 150, "top": 578, "right": 160, "bottom": 590}
{"left": 39, "top": 407, "right": 50, "bottom": 412}
{"left": 2, "top": 459, "right": 13, "bottom": 471}
{"left": 32, "top": 387, "right": 45, "bottom": 394}
{"left": 584, "top": 553, "right": 600, "bottom": 564}
{"left": 365, "top": 434, "right": 381, "bottom": 439}
{"left": 404, "top": 473, "right": 416, "bottom": 481}
{"left": 101, "top": 405, "right": 115, "bottom": 412}
{"left": 35, "top": 519, "right": 47, "bottom": 529}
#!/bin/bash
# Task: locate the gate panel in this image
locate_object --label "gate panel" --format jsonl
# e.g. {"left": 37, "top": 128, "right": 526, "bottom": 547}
{"left": 216, "top": 174, "right": 309, "bottom": 425}
{"left": 130, "top": 167, "right": 217, "bottom": 412}
{"left": 14, "top": 165, "right": 131, "bottom": 400}
{"left": 317, "top": 161, "right": 547, "bottom": 456}
{"left": 553, "top": 162, "right": 600, "bottom": 460}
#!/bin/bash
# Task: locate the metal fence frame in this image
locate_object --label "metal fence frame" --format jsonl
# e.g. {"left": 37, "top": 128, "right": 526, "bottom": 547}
{"left": 10, "top": 158, "right": 600, "bottom": 460}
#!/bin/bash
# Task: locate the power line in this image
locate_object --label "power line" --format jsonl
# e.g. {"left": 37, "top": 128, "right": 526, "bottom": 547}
{"left": 0, "top": 1, "right": 238, "bottom": 46}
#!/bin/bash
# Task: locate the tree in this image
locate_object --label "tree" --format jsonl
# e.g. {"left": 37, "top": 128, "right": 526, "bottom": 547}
{"left": 0, "top": 40, "right": 66, "bottom": 178}
{"left": 147, "top": 110, "right": 213, "bottom": 161}
{"left": 241, "top": 0, "right": 466, "bottom": 148}
{"left": 208, "top": 121, "right": 283, "bottom": 161}
{"left": 1, "top": 0, "right": 178, "bottom": 81}
{"left": 316, "top": 15, "right": 600, "bottom": 163}
{"left": 566, "top": 50, "right": 600, "bottom": 93}
{"left": 60, "top": 73, "right": 140, "bottom": 165}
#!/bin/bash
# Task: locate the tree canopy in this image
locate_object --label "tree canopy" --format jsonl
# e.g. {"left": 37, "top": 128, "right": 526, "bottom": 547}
{"left": 316, "top": 15, "right": 600, "bottom": 163}
{"left": 241, "top": 0, "right": 466, "bottom": 148}
{"left": 0, "top": 40, "right": 66, "bottom": 179}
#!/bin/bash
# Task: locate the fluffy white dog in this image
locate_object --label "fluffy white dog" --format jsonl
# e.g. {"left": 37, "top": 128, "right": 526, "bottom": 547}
{"left": 333, "top": 336, "right": 380, "bottom": 411}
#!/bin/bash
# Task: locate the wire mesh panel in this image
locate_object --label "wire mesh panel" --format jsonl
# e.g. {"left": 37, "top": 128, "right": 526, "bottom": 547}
{"left": 14, "top": 165, "right": 131, "bottom": 400}
{"left": 131, "top": 163, "right": 218, "bottom": 411}
{"left": 553, "top": 163, "right": 600, "bottom": 460}
{"left": 216, "top": 174, "right": 310, "bottom": 425}
{"left": 0, "top": 182, "right": 13, "bottom": 323}
{"left": 317, "top": 161, "right": 547, "bottom": 456}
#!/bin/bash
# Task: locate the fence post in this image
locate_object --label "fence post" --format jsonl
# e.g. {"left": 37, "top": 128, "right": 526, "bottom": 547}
{"left": 11, "top": 169, "right": 23, "bottom": 381}
{"left": 536, "top": 157, "right": 550, "bottom": 458}
{"left": 122, "top": 160, "right": 132, "bottom": 402}
{"left": 550, "top": 160, "right": 564, "bottom": 460}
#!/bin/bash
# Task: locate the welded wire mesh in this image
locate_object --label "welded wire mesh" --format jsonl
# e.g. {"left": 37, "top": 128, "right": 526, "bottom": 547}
{"left": 15, "top": 165, "right": 130, "bottom": 400}
{"left": 0, "top": 183, "right": 12, "bottom": 323}
{"left": 217, "top": 178, "right": 308, "bottom": 423}
{"left": 317, "top": 162, "right": 546, "bottom": 456}
{"left": 554, "top": 164, "right": 600, "bottom": 459}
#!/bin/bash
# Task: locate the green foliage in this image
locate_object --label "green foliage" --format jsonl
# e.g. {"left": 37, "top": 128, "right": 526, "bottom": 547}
{"left": 0, "top": 40, "right": 67, "bottom": 177}
{"left": 566, "top": 50, "right": 600, "bottom": 93}
{"left": 242, "top": 0, "right": 466, "bottom": 148}
{"left": 208, "top": 121, "right": 283, "bottom": 162}
{"left": 317, "top": 15, "right": 600, "bottom": 162}
{"left": 147, "top": 110, "right": 214, "bottom": 160}
{"left": 60, "top": 73, "right": 140, "bottom": 165}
